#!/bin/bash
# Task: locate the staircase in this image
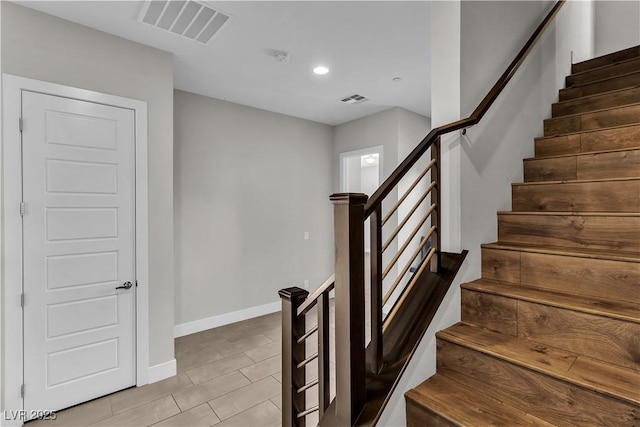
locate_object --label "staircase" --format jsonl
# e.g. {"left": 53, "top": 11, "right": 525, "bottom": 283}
{"left": 406, "top": 46, "right": 640, "bottom": 425}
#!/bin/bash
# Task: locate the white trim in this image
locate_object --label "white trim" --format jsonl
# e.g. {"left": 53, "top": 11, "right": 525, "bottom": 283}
{"left": 1, "top": 74, "right": 150, "bottom": 420}
{"left": 174, "top": 301, "right": 281, "bottom": 338}
{"left": 147, "top": 359, "right": 177, "bottom": 384}
{"left": 339, "top": 145, "right": 384, "bottom": 193}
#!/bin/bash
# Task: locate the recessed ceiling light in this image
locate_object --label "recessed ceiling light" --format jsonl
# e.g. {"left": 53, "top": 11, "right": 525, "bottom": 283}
{"left": 313, "top": 66, "right": 330, "bottom": 75}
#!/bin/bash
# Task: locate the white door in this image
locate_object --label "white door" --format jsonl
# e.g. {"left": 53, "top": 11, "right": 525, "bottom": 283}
{"left": 22, "top": 91, "right": 136, "bottom": 416}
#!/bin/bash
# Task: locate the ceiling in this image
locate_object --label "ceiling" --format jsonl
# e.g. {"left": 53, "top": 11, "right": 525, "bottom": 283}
{"left": 16, "top": 1, "right": 431, "bottom": 125}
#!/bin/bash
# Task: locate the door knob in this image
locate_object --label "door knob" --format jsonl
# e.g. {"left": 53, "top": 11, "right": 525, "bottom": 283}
{"left": 116, "top": 281, "right": 133, "bottom": 290}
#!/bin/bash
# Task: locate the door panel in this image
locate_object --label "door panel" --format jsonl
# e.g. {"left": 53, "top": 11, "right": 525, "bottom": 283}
{"left": 22, "top": 91, "right": 136, "bottom": 415}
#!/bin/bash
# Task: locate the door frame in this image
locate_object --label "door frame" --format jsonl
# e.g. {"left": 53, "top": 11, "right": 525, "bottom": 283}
{"left": 339, "top": 145, "right": 384, "bottom": 192}
{"left": 1, "top": 74, "right": 150, "bottom": 422}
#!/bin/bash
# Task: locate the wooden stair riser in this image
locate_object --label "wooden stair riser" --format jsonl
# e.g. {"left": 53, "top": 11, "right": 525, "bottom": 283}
{"left": 552, "top": 86, "right": 640, "bottom": 118}
{"left": 524, "top": 149, "right": 640, "bottom": 182}
{"left": 497, "top": 213, "right": 640, "bottom": 251}
{"left": 436, "top": 339, "right": 640, "bottom": 426}
{"left": 535, "top": 124, "right": 640, "bottom": 157}
{"left": 544, "top": 104, "right": 640, "bottom": 136}
{"left": 560, "top": 72, "right": 640, "bottom": 101}
{"left": 566, "top": 57, "right": 640, "bottom": 88}
{"left": 406, "top": 400, "right": 454, "bottom": 427}
{"left": 460, "top": 289, "right": 640, "bottom": 370}
{"left": 518, "top": 301, "right": 640, "bottom": 371}
{"left": 481, "top": 248, "right": 640, "bottom": 303}
{"left": 572, "top": 46, "right": 640, "bottom": 74}
{"left": 512, "top": 179, "right": 640, "bottom": 212}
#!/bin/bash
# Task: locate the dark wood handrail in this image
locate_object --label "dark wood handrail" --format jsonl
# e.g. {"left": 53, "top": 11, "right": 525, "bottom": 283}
{"left": 297, "top": 274, "right": 335, "bottom": 316}
{"left": 364, "top": 0, "right": 565, "bottom": 218}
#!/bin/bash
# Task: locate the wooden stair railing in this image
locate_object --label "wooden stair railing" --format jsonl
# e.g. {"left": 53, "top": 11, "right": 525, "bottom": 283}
{"left": 279, "top": 1, "right": 565, "bottom": 425}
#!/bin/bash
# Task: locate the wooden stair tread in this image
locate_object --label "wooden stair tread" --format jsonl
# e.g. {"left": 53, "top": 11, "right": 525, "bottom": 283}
{"left": 535, "top": 122, "right": 640, "bottom": 142}
{"left": 545, "top": 101, "right": 640, "bottom": 121}
{"left": 406, "top": 374, "right": 551, "bottom": 426}
{"left": 566, "top": 57, "right": 640, "bottom": 87}
{"left": 438, "top": 323, "right": 640, "bottom": 406}
{"left": 498, "top": 210, "right": 640, "bottom": 217}
{"left": 552, "top": 85, "right": 640, "bottom": 118}
{"left": 559, "top": 71, "right": 640, "bottom": 101}
{"left": 512, "top": 176, "right": 639, "bottom": 186}
{"left": 572, "top": 45, "right": 640, "bottom": 74}
{"left": 525, "top": 146, "right": 640, "bottom": 161}
{"left": 481, "top": 242, "right": 640, "bottom": 263}
{"left": 462, "top": 279, "right": 640, "bottom": 324}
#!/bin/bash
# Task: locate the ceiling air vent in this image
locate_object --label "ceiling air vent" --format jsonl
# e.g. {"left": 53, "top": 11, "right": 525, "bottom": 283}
{"left": 340, "top": 94, "right": 370, "bottom": 105}
{"left": 138, "top": 0, "right": 232, "bottom": 44}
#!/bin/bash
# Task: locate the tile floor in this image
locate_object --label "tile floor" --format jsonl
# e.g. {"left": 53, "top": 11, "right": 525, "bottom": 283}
{"left": 27, "top": 310, "right": 335, "bottom": 427}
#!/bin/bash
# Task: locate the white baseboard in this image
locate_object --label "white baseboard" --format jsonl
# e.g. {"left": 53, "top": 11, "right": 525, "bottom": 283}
{"left": 174, "top": 301, "right": 281, "bottom": 338}
{"left": 147, "top": 359, "right": 176, "bottom": 384}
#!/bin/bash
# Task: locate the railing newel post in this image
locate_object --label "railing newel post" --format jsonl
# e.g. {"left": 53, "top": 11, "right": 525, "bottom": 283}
{"left": 330, "top": 192, "right": 368, "bottom": 425}
{"left": 279, "top": 287, "right": 309, "bottom": 427}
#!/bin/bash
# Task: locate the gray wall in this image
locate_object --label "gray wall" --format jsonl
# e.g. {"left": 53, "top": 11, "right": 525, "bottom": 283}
{"left": 173, "top": 90, "right": 334, "bottom": 326}
{"left": 1, "top": 2, "right": 175, "bottom": 368}
{"left": 594, "top": 0, "right": 640, "bottom": 56}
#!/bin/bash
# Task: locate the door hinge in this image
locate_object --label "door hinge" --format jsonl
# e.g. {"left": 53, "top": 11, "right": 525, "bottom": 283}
{"left": 20, "top": 384, "right": 24, "bottom": 398}
{"left": 19, "top": 118, "right": 24, "bottom": 132}
{"left": 19, "top": 202, "right": 26, "bottom": 216}
{"left": 20, "top": 293, "right": 25, "bottom": 308}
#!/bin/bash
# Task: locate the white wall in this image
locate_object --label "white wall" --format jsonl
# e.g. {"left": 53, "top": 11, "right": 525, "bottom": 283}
{"left": 0, "top": 1, "right": 175, "bottom": 373}
{"left": 173, "top": 90, "right": 334, "bottom": 330}
{"left": 594, "top": 0, "right": 640, "bottom": 56}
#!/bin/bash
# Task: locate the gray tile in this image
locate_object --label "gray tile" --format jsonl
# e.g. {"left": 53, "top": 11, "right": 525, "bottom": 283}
{"left": 214, "top": 401, "right": 280, "bottom": 427}
{"left": 218, "top": 334, "right": 273, "bottom": 358}
{"left": 209, "top": 376, "right": 280, "bottom": 421}
{"left": 244, "top": 340, "right": 280, "bottom": 363}
{"left": 239, "top": 355, "right": 281, "bottom": 382}
{"left": 110, "top": 374, "right": 193, "bottom": 415}
{"left": 28, "top": 396, "right": 112, "bottom": 426}
{"left": 186, "top": 354, "right": 254, "bottom": 385}
{"left": 173, "top": 371, "right": 250, "bottom": 412}
{"left": 262, "top": 327, "right": 282, "bottom": 342}
{"left": 270, "top": 395, "right": 282, "bottom": 410}
{"left": 272, "top": 372, "right": 281, "bottom": 384}
{"left": 92, "top": 396, "right": 179, "bottom": 427}
{"left": 177, "top": 345, "right": 226, "bottom": 373}
{"left": 152, "top": 403, "right": 220, "bottom": 427}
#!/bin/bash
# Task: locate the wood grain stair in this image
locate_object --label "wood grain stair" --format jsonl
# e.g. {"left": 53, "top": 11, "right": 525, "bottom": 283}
{"left": 552, "top": 85, "right": 640, "bottom": 117}
{"left": 407, "top": 45, "right": 640, "bottom": 426}
{"left": 566, "top": 57, "right": 640, "bottom": 88}
{"left": 524, "top": 147, "right": 640, "bottom": 181}
{"left": 535, "top": 123, "right": 640, "bottom": 157}
{"left": 512, "top": 178, "right": 640, "bottom": 212}
{"left": 559, "top": 71, "right": 640, "bottom": 101}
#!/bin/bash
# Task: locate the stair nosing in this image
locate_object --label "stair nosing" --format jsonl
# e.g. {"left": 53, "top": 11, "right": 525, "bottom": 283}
{"left": 497, "top": 211, "right": 640, "bottom": 217}
{"left": 567, "top": 56, "right": 640, "bottom": 82}
{"left": 544, "top": 101, "right": 640, "bottom": 122}
{"left": 526, "top": 146, "right": 640, "bottom": 161}
{"left": 461, "top": 279, "right": 640, "bottom": 324}
{"left": 406, "top": 374, "right": 549, "bottom": 426}
{"left": 481, "top": 242, "right": 640, "bottom": 263}
{"left": 512, "top": 177, "right": 640, "bottom": 187}
{"left": 571, "top": 47, "right": 640, "bottom": 74}
{"left": 436, "top": 322, "right": 640, "bottom": 406}
{"left": 534, "top": 122, "right": 640, "bottom": 141}
{"left": 554, "top": 84, "right": 640, "bottom": 110}
{"left": 560, "top": 70, "right": 640, "bottom": 96}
